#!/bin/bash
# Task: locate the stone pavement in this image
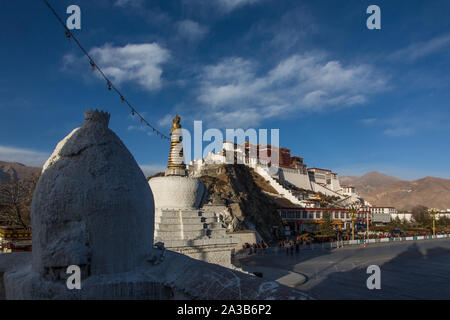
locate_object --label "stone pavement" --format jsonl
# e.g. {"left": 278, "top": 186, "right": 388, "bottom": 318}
{"left": 237, "top": 238, "right": 450, "bottom": 299}
{"left": 239, "top": 265, "right": 307, "bottom": 288}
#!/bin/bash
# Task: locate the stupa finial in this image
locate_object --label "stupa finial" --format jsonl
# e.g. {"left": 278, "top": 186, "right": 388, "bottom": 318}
{"left": 83, "top": 109, "right": 110, "bottom": 127}
{"left": 166, "top": 115, "right": 186, "bottom": 176}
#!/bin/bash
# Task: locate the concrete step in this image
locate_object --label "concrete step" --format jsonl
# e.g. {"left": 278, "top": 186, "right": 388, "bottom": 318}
{"left": 198, "top": 211, "right": 217, "bottom": 218}
{"left": 156, "top": 216, "right": 218, "bottom": 224}
{"left": 156, "top": 230, "right": 207, "bottom": 239}
{"left": 159, "top": 210, "right": 182, "bottom": 218}
{"left": 182, "top": 230, "right": 207, "bottom": 238}
{"left": 206, "top": 229, "right": 226, "bottom": 237}
{"left": 154, "top": 230, "right": 183, "bottom": 239}
{"left": 156, "top": 223, "right": 206, "bottom": 232}
{"left": 160, "top": 209, "right": 218, "bottom": 219}
{"left": 206, "top": 222, "right": 225, "bottom": 230}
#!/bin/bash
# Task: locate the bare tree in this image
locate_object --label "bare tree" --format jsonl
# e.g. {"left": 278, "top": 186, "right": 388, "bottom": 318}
{"left": 0, "top": 174, "right": 40, "bottom": 230}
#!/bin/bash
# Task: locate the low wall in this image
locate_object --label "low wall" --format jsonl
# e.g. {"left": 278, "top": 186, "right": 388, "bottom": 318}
{"left": 254, "top": 166, "right": 303, "bottom": 205}
{"left": 311, "top": 182, "right": 342, "bottom": 198}
{"left": 234, "top": 234, "right": 450, "bottom": 257}
{"left": 230, "top": 231, "right": 257, "bottom": 251}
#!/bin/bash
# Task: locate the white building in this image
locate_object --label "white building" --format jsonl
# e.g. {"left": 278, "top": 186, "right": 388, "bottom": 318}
{"left": 341, "top": 185, "right": 356, "bottom": 196}
{"left": 188, "top": 141, "right": 367, "bottom": 207}
{"left": 390, "top": 211, "right": 413, "bottom": 222}
{"left": 364, "top": 206, "right": 396, "bottom": 224}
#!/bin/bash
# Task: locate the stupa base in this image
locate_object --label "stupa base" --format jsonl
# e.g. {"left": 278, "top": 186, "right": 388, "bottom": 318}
{"left": 165, "top": 168, "right": 187, "bottom": 176}
{"left": 157, "top": 237, "right": 240, "bottom": 269}
{"left": 3, "top": 262, "right": 172, "bottom": 300}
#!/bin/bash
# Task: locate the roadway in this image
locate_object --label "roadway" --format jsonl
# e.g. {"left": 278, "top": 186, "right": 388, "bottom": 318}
{"left": 235, "top": 238, "right": 450, "bottom": 299}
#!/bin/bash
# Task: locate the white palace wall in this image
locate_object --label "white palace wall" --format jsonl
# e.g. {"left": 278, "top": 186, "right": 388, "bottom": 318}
{"left": 279, "top": 168, "right": 312, "bottom": 191}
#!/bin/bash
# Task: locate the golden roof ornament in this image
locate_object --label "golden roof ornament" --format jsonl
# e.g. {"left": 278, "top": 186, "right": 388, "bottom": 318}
{"left": 170, "top": 114, "right": 181, "bottom": 135}
{"left": 166, "top": 114, "right": 187, "bottom": 176}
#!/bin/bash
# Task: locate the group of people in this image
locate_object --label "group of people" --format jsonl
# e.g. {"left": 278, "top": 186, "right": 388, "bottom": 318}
{"left": 242, "top": 240, "right": 269, "bottom": 255}
{"left": 279, "top": 237, "right": 304, "bottom": 255}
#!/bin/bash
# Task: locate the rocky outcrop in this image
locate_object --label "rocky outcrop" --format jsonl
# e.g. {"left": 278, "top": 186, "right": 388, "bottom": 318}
{"left": 198, "top": 164, "right": 284, "bottom": 241}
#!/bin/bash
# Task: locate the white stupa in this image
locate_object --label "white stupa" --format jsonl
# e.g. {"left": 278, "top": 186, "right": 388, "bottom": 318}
{"left": 149, "top": 115, "right": 239, "bottom": 267}
{"left": 1, "top": 110, "right": 310, "bottom": 300}
{"left": 32, "top": 110, "right": 155, "bottom": 276}
{"left": 4, "top": 110, "right": 168, "bottom": 299}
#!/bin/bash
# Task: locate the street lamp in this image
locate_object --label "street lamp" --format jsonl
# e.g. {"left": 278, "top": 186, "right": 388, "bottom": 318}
{"left": 347, "top": 202, "right": 361, "bottom": 241}
{"left": 427, "top": 208, "right": 439, "bottom": 237}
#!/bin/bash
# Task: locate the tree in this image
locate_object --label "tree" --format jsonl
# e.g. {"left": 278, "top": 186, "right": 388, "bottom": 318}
{"left": 437, "top": 216, "right": 450, "bottom": 228}
{"left": 346, "top": 202, "right": 361, "bottom": 240}
{"left": 411, "top": 205, "right": 432, "bottom": 228}
{"left": 319, "top": 211, "right": 335, "bottom": 237}
{"left": 391, "top": 216, "right": 401, "bottom": 226}
{"left": 0, "top": 174, "right": 40, "bottom": 230}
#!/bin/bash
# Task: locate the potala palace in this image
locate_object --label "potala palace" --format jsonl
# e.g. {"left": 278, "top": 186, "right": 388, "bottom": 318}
{"left": 188, "top": 141, "right": 366, "bottom": 206}
{"left": 187, "top": 141, "right": 397, "bottom": 233}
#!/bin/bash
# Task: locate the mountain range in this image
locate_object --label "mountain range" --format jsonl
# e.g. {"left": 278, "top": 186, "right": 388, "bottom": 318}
{"left": 340, "top": 171, "right": 450, "bottom": 211}
{"left": 2, "top": 160, "right": 449, "bottom": 212}
{"left": 0, "top": 161, "right": 41, "bottom": 184}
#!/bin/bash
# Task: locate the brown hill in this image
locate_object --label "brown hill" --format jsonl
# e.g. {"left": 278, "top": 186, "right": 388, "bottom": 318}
{"left": 340, "top": 171, "right": 402, "bottom": 194}
{"left": 340, "top": 171, "right": 450, "bottom": 211}
{"left": 0, "top": 161, "right": 41, "bottom": 184}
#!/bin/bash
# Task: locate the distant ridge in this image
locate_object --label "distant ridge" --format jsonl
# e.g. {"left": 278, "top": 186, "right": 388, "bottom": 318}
{"left": 340, "top": 171, "right": 450, "bottom": 211}
{"left": 0, "top": 161, "right": 41, "bottom": 184}
{"left": 340, "top": 171, "right": 402, "bottom": 194}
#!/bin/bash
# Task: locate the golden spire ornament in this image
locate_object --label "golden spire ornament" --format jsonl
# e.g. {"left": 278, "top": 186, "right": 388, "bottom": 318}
{"left": 165, "top": 115, "right": 187, "bottom": 176}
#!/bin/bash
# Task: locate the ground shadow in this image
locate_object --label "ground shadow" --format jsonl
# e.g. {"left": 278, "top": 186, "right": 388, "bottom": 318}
{"left": 305, "top": 242, "right": 450, "bottom": 299}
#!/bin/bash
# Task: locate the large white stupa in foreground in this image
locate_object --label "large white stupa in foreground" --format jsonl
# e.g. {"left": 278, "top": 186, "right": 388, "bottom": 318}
{"left": 0, "top": 110, "right": 310, "bottom": 300}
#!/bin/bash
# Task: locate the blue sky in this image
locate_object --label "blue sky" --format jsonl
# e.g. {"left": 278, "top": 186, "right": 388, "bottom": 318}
{"left": 1, "top": 0, "right": 450, "bottom": 180}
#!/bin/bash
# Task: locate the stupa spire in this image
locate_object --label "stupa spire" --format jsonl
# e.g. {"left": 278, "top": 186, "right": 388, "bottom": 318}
{"left": 165, "top": 115, "right": 187, "bottom": 176}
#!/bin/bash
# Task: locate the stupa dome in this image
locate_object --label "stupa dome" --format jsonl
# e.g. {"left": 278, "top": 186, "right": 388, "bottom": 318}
{"left": 32, "top": 109, "right": 154, "bottom": 277}
{"left": 149, "top": 176, "right": 206, "bottom": 210}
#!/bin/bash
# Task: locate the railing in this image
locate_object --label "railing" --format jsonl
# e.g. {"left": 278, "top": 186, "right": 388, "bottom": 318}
{"left": 233, "top": 234, "right": 450, "bottom": 258}
{"left": 254, "top": 166, "right": 303, "bottom": 205}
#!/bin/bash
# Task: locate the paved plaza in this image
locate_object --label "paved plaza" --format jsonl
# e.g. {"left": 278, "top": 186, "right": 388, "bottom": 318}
{"left": 236, "top": 239, "right": 450, "bottom": 299}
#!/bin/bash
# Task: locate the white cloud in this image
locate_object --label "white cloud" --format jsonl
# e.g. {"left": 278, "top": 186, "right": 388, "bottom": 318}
{"left": 126, "top": 112, "right": 156, "bottom": 135}
{"left": 157, "top": 114, "right": 174, "bottom": 128}
{"left": 127, "top": 125, "right": 147, "bottom": 132}
{"left": 195, "top": 54, "right": 387, "bottom": 127}
{"left": 363, "top": 111, "right": 450, "bottom": 138}
{"left": 389, "top": 34, "right": 450, "bottom": 63}
{"left": 65, "top": 43, "right": 170, "bottom": 91}
{"left": 139, "top": 164, "right": 165, "bottom": 177}
{"left": 383, "top": 127, "right": 413, "bottom": 137}
{"left": 177, "top": 20, "right": 208, "bottom": 41}
{"left": 360, "top": 118, "right": 377, "bottom": 125}
{"left": 0, "top": 145, "right": 49, "bottom": 167}
{"left": 217, "top": 0, "right": 263, "bottom": 12}
{"left": 114, "top": 0, "right": 144, "bottom": 8}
